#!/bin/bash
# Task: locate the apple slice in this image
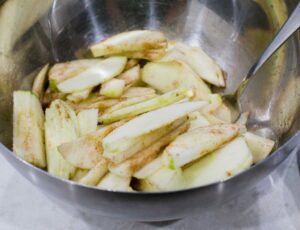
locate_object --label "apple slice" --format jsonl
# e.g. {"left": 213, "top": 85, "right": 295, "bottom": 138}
{"left": 133, "top": 155, "right": 163, "bottom": 179}
{"left": 243, "top": 132, "right": 275, "bottom": 163}
{"left": 42, "top": 88, "right": 66, "bottom": 107}
{"left": 184, "top": 137, "right": 253, "bottom": 188}
{"left": 105, "top": 94, "right": 156, "bottom": 113}
{"left": 160, "top": 42, "right": 225, "bottom": 87}
{"left": 103, "top": 101, "right": 207, "bottom": 164}
{"left": 57, "top": 56, "right": 127, "bottom": 93}
{"left": 163, "top": 124, "right": 240, "bottom": 168}
{"left": 212, "top": 104, "right": 232, "bottom": 123}
{"left": 78, "top": 159, "right": 108, "bottom": 186}
{"left": 119, "top": 49, "right": 166, "bottom": 61}
{"left": 90, "top": 30, "right": 167, "bottom": 57}
{"left": 124, "top": 59, "right": 139, "bottom": 70}
{"left": 99, "top": 88, "right": 192, "bottom": 124}
{"left": 70, "top": 95, "right": 119, "bottom": 112}
{"left": 72, "top": 169, "right": 89, "bottom": 181}
{"left": 66, "top": 88, "right": 93, "bottom": 103}
{"left": 138, "top": 166, "right": 185, "bottom": 192}
{"left": 104, "top": 117, "right": 186, "bottom": 164}
{"left": 100, "top": 79, "right": 125, "bottom": 98}
{"left": 77, "top": 109, "right": 98, "bottom": 136}
{"left": 204, "top": 113, "right": 230, "bottom": 125}
{"left": 198, "top": 94, "right": 226, "bottom": 125}
{"left": 49, "top": 59, "right": 104, "bottom": 90}
{"left": 142, "top": 61, "right": 211, "bottom": 100}
{"left": 97, "top": 173, "right": 132, "bottom": 191}
{"left": 13, "top": 91, "right": 46, "bottom": 168}
{"left": 202, "top": 94, "right": 223, "bottom": 114}
{"left": 122, "top": 87, "right": 156, "bottom": 98}
{"left": 117, "top": 65, "right": 141, "bottom": 88}
{"left": 71, "top": 99, "right": 120, "bottom": 113}
{"left": 32, "top": 64, "right": 49, "bottom": 100}
{"left": 188, "top": 112, "right": 210, "bottom": 131}
{"left": 45, "top": 100, "right": 79, "bottom": 179}
{"left": 58, "top": 120, "right": 126, "bottom": 169}
{"left": 109, "top": 121, "right": 188, "bottom": 177}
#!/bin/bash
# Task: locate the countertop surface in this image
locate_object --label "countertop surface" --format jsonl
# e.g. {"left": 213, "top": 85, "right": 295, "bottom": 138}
{"left": 0, "top": 150, "right": 300, "bottom": 230}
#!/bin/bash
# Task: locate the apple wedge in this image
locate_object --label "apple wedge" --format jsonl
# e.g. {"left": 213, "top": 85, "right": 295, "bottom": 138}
{"left": 200, "top": 94, "right": 226, "bottom": 124}
{"left": 70, "top": 97, "right": 119, "bottom": 112}
{"left": 77, "top": 109, "right": 98, "bottom": 136}
{"left": 42, "top": 88, "right": 66, "bottom": 107}
{"left": 72, "top": 169, "right": 89, "bottom": 181}
{"left": 49, "top": 59, "right": 104, "bottom": 90}
{"left": 45, "top": 100, "right": 79, "bottom": 178}
{"left": 119, "top": 49, "right": 166, "bottom": 61}
{"left": 66, "top": 88, "right": 93, "bottom": 103}
{"left": 32, "top": 64, "right": 49, "bottom": 100}
{"left": 77, "top": 94, "right": 106, "bottom": 103}
{"left": 13, "top": 91, "right": 46, "bottom": 168}
{"left": 117, "top": 65, "right": 141, "bottom": 88}
{"left": 188, "top": 112, "right": 210, "bottom": 131}
{"left": 67, "top": 88, "right": 93, "bottom": 103}
{"left": 202, "top": 94, "right": 223, "bottom": 114}
{"left": 109, "top": 121, "right": 189, "bottom": 177}
{"left": 90, "top": 30, "right": 167, "bottom": 57}
{"left": 124, "top": 59, "right": 139, "bottom": 70}
{"left": 104, "top": 117, "right": 186, "bottom": 164}
{"left": 58, "top": 120, "right": 126, "bottom": 169}
{"left": 57, "top": 56, "right": 127, "bottom": 93}
{"left": 163, "top": 124, "right": 240, "bottom": 168}
{"left": 203, "top": 113, "right": 227, "bottom": 125}
{"left": 100, "top": 79, "right": 125, "bottom": 98}
{"left": 97, "top": 173, "right": 132, "bottom": 191}
{"left": 133, "top": 155, "right": 163, "bottom": 179}
{"left": 212, "top": 104, "right": 232, "bottom": 123}
{"left": 102, "top": 101, "right": 207, "bottom": 163}
{"left": 105, "top": 94, "right": 156, "bottom": 113}
{"left": 138, "top": 166, "right": 185, "bottom": 192}
{"left": 78, "top": 159, "right": 108, "bottom": 186}
{"left": 160, "top": 42, "right": 225, "bottom": 87}
{"left": 121, "top": 87, "right": 156, "bottom": 98}
{"left": 99, "top": 88, "right": 192, "bottom": 124}
{"left": 243, "top": 132, "right": 275, "bottom": 163}
{"left": 142, "top": 61, "right": 211, "bottom": 100}
{"left": 184, "top": 137, "right": 253, "bottom": 188}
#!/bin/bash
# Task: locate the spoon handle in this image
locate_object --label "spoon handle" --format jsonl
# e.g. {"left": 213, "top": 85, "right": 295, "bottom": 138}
{"left": 246, "top": 2, "right": 300, "bottom": 79}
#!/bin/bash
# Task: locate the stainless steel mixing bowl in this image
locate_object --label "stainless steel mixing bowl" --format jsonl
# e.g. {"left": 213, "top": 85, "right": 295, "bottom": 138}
{"left": 0, "top": 0, "right": 299, "bottom": 221}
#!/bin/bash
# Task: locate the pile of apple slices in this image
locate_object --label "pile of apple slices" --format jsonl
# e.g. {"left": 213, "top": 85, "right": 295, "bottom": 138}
{"left": 13, "top": 30, "right": 275, "bottom": 192}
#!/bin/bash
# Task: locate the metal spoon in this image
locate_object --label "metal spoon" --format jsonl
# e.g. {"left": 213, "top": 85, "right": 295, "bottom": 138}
{"left": 223, "top": 2, "right": 300, "bottom": 121}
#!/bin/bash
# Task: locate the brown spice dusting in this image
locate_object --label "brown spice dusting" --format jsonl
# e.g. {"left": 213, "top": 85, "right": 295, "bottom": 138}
{"left": 172, "top": 81, "right": 180, "bottom": 88}
{"left": 210, "top": 128, "right": 224, "bottom": 135}
{"left": 226, "top": 171, "right": 232, "bottom": 177}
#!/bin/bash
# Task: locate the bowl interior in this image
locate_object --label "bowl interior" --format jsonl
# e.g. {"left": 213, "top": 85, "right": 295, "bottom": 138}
{"left": 0, "top": 0, "right": 299, "bottom": 151}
